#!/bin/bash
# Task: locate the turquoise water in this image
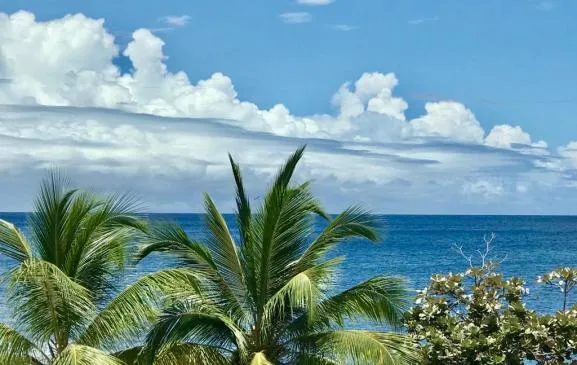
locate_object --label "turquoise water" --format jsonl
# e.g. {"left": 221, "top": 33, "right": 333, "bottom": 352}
{"left": 1, "top": 213, "right": 577, "bottom": 322}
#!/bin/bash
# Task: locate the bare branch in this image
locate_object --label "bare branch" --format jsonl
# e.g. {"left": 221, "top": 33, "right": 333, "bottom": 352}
{"left": 452, "top": 243, "right": 473, "bottom": 268}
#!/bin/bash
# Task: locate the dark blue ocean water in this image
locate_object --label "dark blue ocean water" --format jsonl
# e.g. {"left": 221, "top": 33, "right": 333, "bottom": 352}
{"left": 1, "top": 213, "right": 577, "bottom": 322}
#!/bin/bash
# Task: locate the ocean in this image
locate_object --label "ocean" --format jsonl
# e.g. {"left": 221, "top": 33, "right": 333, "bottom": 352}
{"left": 1, "top": 213, "right": 577, "bottom": 322}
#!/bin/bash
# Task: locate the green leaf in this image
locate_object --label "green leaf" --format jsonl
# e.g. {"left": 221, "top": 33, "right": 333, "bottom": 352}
{"left": 301, "top": 330, "right": 419, "bottom": 365}
{"left": 79, "top": 268, "right": 205, "bottom": 351}
{"left": 0, "top": 219, "right": 32, "bottom": 262}
{"left": 7, "top": 259, "right": 95, "bottom": 347}
{"left": 52, "top": 344, "right": 123, "bottom": 365}
{"left": 0, "top": 323, "right": 47, "bottom": 364}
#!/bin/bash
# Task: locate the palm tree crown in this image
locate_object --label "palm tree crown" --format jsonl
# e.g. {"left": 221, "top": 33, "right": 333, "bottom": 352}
{"left": 0, "top": 172, "right": 146, "bottom": 364}
{"left": 137, "top": 147, "right": 418, "bottom": 364}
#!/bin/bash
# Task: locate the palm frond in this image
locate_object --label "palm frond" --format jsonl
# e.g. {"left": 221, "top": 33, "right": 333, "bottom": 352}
{"left": 142, "top": 300, "right": 246, "bottom": 365}
{"left": 263, "top": 257, "right": 342, "bottom": 327}
{"left": 29, "top": 170, "right": 78, "bottom": 266}
{"left": 7, "top": 259, "right": 95, "bottom": 348}
{"left": 300, "top": 330, "right": 419, "bottom": 365}
{"left": 79, "top": 268, "right": 205, "bottom": 351}
{"left": 0, "top": 219, "right": 32, "bottom": 262}
{"left": 315, "top": 275, "right": 409, "bottom": 329}
{"left": 294, "top": 353, "right": 339, "bottom": 365}
{"left": 0, "top": 323, "right": 48, "bottom": 364}
{"left": 137, "top": 221, "right": 250, "bottom": 325}
{"left": 66, "top": 192, "right": 145, "bottom": 300}
{"left": 203, "top": 194, "right": 249, "bottom": 316}
{"left": 255, "top": 146, "right": 306, "bottom": 311}
{"left": 52, "top": 344, "right": 123, "bottom": 365}
{"left": 300, "top": 206, "right": 380, "bottom": 266}
{"left": 135, "top": 222, "right": 215, "bottom": 269}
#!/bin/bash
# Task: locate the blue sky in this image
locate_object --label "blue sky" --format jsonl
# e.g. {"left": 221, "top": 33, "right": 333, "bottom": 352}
{"left": 0, "top": 1, "right": 576, "bottom": 213}
{"left": 3, "top": 0, "right": 575, "bottom": 146}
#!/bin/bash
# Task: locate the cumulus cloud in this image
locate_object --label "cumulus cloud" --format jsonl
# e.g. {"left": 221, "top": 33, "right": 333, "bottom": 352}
{"left": 0, "top": 10, "right": 576, "bottom": 213}
{"left": 279, "top": 12, "right": 312, "bottom": 24}
{"left": 410, "top": 101, "right": 484, "bottom": 143}
{"left": 485, "top": 124, "right": 547, "bottom": 149}
{"left": 559, "top": 141, "right": 577, "bottom": 168}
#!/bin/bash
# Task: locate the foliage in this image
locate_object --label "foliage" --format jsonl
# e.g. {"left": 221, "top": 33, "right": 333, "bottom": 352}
{"left": 136, "top": 146, "right": 419, "bottom": 364}
{"left": 538, "top": 268, "right": 577, "bottom": 312}
{"left": 0, "top": 171, "right": 156, "bottom": 364}
{"left": 404, "top": 237, "right": 577, "bottom": 365}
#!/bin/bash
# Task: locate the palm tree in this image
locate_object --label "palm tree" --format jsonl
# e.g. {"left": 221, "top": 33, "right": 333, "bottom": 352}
{"left": 137, "top": 147, "right": 418, "bottom": 364}
{"left": 0, "top": 171, "right": 149, "bottom": 364}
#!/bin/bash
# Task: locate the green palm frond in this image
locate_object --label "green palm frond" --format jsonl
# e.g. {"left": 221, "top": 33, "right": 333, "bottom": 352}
{"left": 0, "top": 219, "right": 32, "bottom": 262}
{"left": 140, "top": 146, "right": 416, "bottom": 364}
{"left": 300, "top": 205, "right": 380, "bottom": 266}
{"left": 203, "top": 194, "right": 249, "bottom": 315}
{"left": 135, "top": 222, "right": 215, "bottom": 270}
{"left": 7, "top": 259, "right": 95, "bottom": 348}
{"left": 28, "top": 170, "right": 78, "bottom": 266}
{"left": 79, "top": 268, "right": 205, "bottom": 351}
{"left": 263, "top": 257, "right": 343, "bottom": 326}
{"left": 254, "top": 146, "right": 307, "bottom": 311}
{"left": 52, "top": 344, "right": 123, "bottom": 365}
{"left": 301, "top": 330, "right": 419, "bottom": 365}
{"left": 143, "top": 300, "right": 247, "bottom": 364}
{"left": 316, "top": 275, "right": 409, "bottom": 328}
{"left": 0, "top": 323, "right": 48, "bottom": 364}
{"left": 137, "top": 221, "right": 250, "bottom": 326}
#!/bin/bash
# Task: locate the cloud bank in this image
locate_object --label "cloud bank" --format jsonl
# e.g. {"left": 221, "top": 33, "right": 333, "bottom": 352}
{"left": 0, "top": 11, "right": 575, "bottom": 213}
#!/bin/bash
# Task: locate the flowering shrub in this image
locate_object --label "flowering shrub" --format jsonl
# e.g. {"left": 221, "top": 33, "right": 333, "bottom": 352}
{"left": 404, "top": 239, "right": 577, "bottom": 365}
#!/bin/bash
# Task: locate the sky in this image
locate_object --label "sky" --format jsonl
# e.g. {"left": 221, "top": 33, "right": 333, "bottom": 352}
{"left": 0, "top": 0, "right": 576, "bottom": 214}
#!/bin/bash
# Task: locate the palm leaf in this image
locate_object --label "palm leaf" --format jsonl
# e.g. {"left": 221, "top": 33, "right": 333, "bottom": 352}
{"left": 316, "top": 275, "right": 409, "bottom": 328}
{"left": 263, "top": 257, "right": 342, "bottom": 327}
{"left": 255, "top": 145, "right": 306, "bottom": 311}
{"left": 300, "top": 330, "right": 419, "bottom": 365}
{"left": 142, "top": 300, "right": 246, "bottom": 365}
{"left": 52, "top": 344, "right": 123, "bottom": 365}
{"left": 79, "top": 268, "right": 205, "bottom": 351}
{"left": 300, "top": 206, "right": 380, "bottom": 266}
{"left": 7, "top": 259, "right": 95, "bottom": 348}
{"left": 0, "top": 219, "right": 32, "bottom": 262}
{"left": 28, "top": 170, "right": 78, "bottom": 266}
{"left": 0, "top": 323, "right": 47, "bottom": 364}
{"left": 204, "top": 194, "right": 247, "bottom": 310}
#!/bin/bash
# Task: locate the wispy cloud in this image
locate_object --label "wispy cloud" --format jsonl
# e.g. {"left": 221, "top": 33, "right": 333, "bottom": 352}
{"left": 297, "top": 0, "right": 335, "bottom": 5}
{"left": 408, "top": 16, "right": 439, "bottom": 25}
{"left": 329, "top": 24, "right": 359, "bottom": 31}
{"left": 535, "top": 0, "right": 557, "bottom": 11}
{"left": 160, "top": 15, "right": 191, "bottom": 27}
{"left": 279, "top": 12, "right": 313, "bottom": 24}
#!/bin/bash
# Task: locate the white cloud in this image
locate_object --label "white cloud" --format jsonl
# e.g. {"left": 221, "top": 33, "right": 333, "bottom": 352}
{"left": 410, "top": 101, "right": 485, "bottom": 143}
{"left": 485, "top": 124, "right": 547, "bottom": 149}
{"left": 159, "top": 15, "right": 191, "bottom": 28}
{"left": 296, "top": 0, "right": 335, "bottom": 5}
{"left": 0, "top": 10, "right": 576, "bottom": 213}
{"left": 329, "top": 24, "right": 359, "bottom": 31}
{"left": 279, "top": 12, "right": 312, "bottom": 24}
{"left": 558, "top": 141, "right": 577, "bottom": 168}
{"left": 462, "top": 180, "right": 505, "bottom": 199}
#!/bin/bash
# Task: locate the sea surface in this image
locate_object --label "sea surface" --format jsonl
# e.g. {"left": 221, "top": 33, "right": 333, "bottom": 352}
{"left": 1, "top": 213, "right": 577, "bottom": 323}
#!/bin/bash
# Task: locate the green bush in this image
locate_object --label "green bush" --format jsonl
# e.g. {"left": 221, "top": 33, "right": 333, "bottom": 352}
{"left": 404, "top": 237, "right": 577, "bottom": 365}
